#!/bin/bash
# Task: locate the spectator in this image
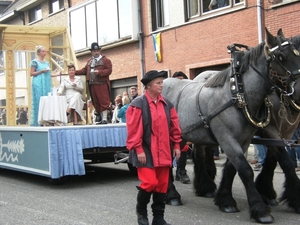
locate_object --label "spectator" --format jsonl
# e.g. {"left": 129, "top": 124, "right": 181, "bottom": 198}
{"left": 111, "top": 96, "right": 122, "bottom": 123}
{"left": 253, "top": 135, "right": 268, "bottom": 171}
{"left": 172, "top": 71, "right": 191, "bottom": 184}
{"left": 286, "top": 127, "right": 300, "bottom": 171}
{"left": 1, "top": 109, "right": 6, "bottom": 125}
{"left": 208, "top": 0, "right": 229, "bottom": 10}
{"left": 130, "top": 86, "right": 139, "bottom": 101}
{"left": 117, "top": 95, "right": 130, "bottom": 123}
{"left": 16, "top": 108, "right": 27, "bottom": 125}
{"left": 123, "top": 91, "right": 129, "bottom": 98}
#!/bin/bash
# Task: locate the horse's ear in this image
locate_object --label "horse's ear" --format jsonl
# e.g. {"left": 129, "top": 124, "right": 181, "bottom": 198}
{"left": 277, "top": 28, "right": 285, "bottom": 38}
{"left": 265, "top": 28, "right": 277, "bottom": 48}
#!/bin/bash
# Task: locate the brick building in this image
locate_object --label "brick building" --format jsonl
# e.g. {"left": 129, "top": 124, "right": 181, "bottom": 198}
{"left": 0, "top": 0, "right": 299, "bottom": 125}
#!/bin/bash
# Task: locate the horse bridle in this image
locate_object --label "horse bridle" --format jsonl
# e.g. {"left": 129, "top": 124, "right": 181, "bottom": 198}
{"left": 228, "top": 40, "right": 299, "bottom": 129}
{"left": 265, "top": 41, "right": 300, "bottom": 113}
{"left": 244, "top": 40, "right": 300, "bottom": 131}
{"left": 267, "top": 41, "right": 300, "bottom": 90}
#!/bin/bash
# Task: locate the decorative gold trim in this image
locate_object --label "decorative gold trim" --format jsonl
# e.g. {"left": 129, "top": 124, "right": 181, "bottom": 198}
{"left": 243, "top": 97, "right": 271, "bottom": 129}
{"left": 290, "top": 99, "right": 300, "bottom": 112}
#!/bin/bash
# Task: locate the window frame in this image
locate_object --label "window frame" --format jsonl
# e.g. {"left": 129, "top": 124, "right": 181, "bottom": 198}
{"left": 184, "top": 0, "right": 245, "bottom": 21}
{"left": 49, "top": 0, "right": 64, "bottom": 14}
{"left": 69, "top": 0, "right": 137, "bottom": 52}
{"left": 151, "top": 0, "right": 170, "bottom": 31}
{"left": 29, "top": 5, "right": 42, "bottom": 23}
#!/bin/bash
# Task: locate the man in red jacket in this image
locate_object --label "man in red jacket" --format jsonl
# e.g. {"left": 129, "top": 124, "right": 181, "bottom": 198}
{"left": 126, "top": 70, "right": 181, "bottom": 225}
{"left": 75, "top": 42, "right": 112, "bottom": 124}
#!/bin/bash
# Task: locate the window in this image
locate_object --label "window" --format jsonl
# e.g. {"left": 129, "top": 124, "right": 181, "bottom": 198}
{"left": 185, "top": 0, "right": 244, "bottom": 18}
{"left": 29, "top": 5, "right": 42, "bottom": 23}
{"left": 14, "top": 51, "right": 29, "bottom": 100}
{"left": 187, "top": 0, "right": 199, "bottom": 17}
{"left": 151, "top": 0, "right": 170, "bottom": 31}
{"left": 69, "top": 0, "right": 136, "bottom": 52}
{"left": 49, "top": 0, "right": 64, "bottom": 14}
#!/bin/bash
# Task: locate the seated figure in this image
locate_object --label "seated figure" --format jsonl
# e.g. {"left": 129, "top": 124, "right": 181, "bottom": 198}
{"left": 57, "top": 64, "right": 85, "bottom": 125}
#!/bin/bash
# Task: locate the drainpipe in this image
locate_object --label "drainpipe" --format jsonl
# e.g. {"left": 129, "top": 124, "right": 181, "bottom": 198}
{"left": 257, "top": 0, "right": 263, "bottom": 43}
{"left": 137, "top": 0, "right": 145, "bottom": 80}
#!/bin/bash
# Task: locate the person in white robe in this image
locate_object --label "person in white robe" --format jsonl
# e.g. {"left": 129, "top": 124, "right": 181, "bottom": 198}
{"left": 58, "top": 64, "right": 85, "bottom": 125}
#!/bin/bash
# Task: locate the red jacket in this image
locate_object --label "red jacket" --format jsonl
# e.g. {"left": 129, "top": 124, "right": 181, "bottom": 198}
{"left": 126, "top": 92, "right": 182, "bottom": 167}
{"left": 75, "top": 55, "right": 112, "bottom": 84}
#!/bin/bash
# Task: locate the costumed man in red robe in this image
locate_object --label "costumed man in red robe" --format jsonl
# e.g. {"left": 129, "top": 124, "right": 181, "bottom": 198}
{"left": 75, "top": 42, "right": 112, "bottom": 124}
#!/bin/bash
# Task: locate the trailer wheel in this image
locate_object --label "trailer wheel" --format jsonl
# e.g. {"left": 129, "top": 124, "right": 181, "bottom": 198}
{"left": 127, "top": 163, "right": 137, "bottom": 176}
{"left": 47, "top": 177, "right": 65, "bottom": 185}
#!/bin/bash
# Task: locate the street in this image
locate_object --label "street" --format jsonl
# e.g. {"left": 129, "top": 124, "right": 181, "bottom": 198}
{"left": 1, "top": 150, "right": 300, "bottom": 225}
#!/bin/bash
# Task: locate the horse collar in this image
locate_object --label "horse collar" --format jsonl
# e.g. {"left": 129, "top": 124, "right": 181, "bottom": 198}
{"left": 229, "top": 45, "right": 271, "bottom": 129}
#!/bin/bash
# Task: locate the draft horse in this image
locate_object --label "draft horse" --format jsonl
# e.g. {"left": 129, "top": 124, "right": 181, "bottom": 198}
{"left": 192, "top": 34, "right": 300, "bottom": 214}
{"left": 162, "top": 28, "right": 300, "bottom": 223}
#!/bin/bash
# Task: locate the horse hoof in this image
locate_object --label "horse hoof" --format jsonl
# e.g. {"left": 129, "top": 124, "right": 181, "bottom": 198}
{"left": 166, "top": 198, "right": 183, "bottom": 206}
{"left": 267, "top": 199, "right": 278, "bottom": 206}
{"left": 204, "top": 192, "right": 215, "bottom": 198}
{"left": 220, "top": 206, "right": 240, "bottom": 213}
{"left": 255, "top": 214, "right": 274, "bottom": 224}
{"left": 294, "top": 206, "right": 300, "bottom": 214}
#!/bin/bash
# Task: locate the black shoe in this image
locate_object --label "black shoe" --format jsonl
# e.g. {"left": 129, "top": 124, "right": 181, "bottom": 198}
{"left": 180, "top": 173, "right": 190, "bottom": 184}
{"left": 177, "top": 170, "right": 190, "bottom": 184}
{"left": 166, "top": 198, "right": 183, "bottom": 206}
{"left": 100, "top": 120, "right": 107, "bottom": 124}
{"left": 96, "top": 120, "right": 107, "bottom": 125}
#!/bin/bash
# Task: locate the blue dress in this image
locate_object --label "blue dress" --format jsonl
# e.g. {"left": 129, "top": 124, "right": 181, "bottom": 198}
{"left": 30, "top": 59, "right": 52, "bottom": 126}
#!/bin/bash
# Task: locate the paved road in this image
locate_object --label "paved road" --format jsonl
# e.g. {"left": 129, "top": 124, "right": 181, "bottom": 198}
{"left": 1, "top": 147, "right": 300, "bottom": 225}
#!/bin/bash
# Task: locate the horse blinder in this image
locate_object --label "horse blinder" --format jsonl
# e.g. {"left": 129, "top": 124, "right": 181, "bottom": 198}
{"left": 268, "top": 41, "right": 300, "bottom": 89}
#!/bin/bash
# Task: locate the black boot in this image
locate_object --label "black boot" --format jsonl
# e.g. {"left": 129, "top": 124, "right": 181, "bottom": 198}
{"left": 136, "top": 187, "right": 152, "bottom": 225}
{"left": 175, "top": 169, "right": 180, "bottom": 181}
{"left": 176, "top": 152, "right": 190, "bottom": 184}
{"left": 178, "top": 169, "right": 190, "bottom": 184}
{"left": 166, "top": 168, "right": 183, "bottom": 206}
{"left": 152, "top": 192, "right": 171, "bottom": 225}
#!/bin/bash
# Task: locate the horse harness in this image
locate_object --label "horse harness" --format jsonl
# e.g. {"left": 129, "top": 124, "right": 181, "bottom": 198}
{"left": 180, "top": 42, "right": 300, "bottom": 143}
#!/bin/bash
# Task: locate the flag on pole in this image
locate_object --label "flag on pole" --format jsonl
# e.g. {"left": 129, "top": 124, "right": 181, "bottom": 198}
{"left": 152, "top": 33, "right": 162, "bottom": 62}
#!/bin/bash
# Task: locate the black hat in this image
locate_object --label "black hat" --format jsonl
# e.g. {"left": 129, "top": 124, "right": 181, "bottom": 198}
{"left": 90, "top": 42, "right": 101, "bottom": 51}
{"left": 141, "top": 70, "right": 168, "bottom": 85}
{"left": 172, "top": 71, "right": 188, "bottom": 79}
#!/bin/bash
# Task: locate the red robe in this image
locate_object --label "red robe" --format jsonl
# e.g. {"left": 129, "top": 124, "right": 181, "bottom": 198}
{"left": 75, "top": 55, "right": 112, "bottom": 112}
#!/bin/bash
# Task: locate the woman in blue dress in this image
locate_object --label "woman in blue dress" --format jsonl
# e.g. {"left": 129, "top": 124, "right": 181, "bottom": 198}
{"left": 29, "top": 46, "right": 58, "bottom": 126}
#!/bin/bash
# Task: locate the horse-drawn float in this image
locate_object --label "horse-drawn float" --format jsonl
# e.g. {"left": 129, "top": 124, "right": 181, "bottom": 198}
{"left": 0, "top": 25, "right": 130, "bottom": 181}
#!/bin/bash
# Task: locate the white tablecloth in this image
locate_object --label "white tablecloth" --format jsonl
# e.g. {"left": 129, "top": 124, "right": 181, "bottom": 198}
{"left": 38, "top": 96, "right": 68, "bottom": 126}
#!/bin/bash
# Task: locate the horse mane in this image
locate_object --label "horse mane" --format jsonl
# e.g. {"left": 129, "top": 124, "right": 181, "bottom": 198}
{"left": 290, "top": 35, "right": 300, "bottom": 49}
{"left": 204, "top": 42, "right": 266, "bottom": 88}
{"left": 204, "top": 68, "right": 230, "bottom": 87}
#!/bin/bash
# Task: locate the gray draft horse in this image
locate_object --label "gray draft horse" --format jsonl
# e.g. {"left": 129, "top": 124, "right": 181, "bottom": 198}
{"left": 192, "top": 33, "right": 300, "bottom": 219}
{"left": 162, "top": 28, "right": 300, "bottom": 223}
